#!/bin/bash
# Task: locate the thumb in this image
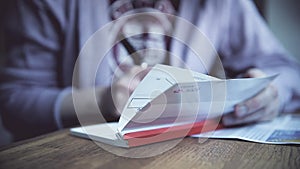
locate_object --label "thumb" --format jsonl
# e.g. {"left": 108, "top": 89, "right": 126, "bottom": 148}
{"left": 245, "top": 68, "right": 266, "bottom": 78}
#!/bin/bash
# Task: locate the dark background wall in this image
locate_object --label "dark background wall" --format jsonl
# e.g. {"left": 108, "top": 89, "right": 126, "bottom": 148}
{"left": 265, "top": 0, "right": 300, "bottom": 61}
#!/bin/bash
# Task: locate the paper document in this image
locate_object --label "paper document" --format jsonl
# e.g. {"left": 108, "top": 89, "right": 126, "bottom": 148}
{"left": 71, "top": 64, "right": 277, "bottom": 148}
{"left": 118, "top": 64, "right": 277, "bottom": 133}
{"left": 192, "top": 114, "right": 300, "bottom": 144}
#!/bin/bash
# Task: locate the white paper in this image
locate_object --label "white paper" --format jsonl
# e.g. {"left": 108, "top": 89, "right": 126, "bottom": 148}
{"left": 118, "top": 64, "right": 276, "bottom": 134}
{"left": 70, "top": 122, "right": 129, "bottom": 147}
{"left": 192, "top": 114, "right": 300, "bottom": 144}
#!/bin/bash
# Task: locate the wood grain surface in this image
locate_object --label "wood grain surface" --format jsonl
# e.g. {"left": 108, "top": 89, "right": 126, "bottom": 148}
{"left": 0, "top": 129, "right": 299, "bottom": 169}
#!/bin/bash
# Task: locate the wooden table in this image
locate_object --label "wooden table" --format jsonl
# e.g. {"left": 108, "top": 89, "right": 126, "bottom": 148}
{"left": 0, "top": 129, "right": 299, "bottom": 169}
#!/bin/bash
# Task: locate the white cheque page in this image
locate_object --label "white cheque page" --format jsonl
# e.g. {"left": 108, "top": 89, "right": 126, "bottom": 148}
{"left": 118, "top": 64, "right": 277, "bottom": 133}
{"left": 192, "top": 114, "right": 300, "bottom": 144}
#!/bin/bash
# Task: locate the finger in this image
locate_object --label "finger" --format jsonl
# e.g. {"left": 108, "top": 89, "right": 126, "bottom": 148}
{"left": 223, "top": 107, "right": 266, "bottom": 126}
{"left": 113, "top": 86, "right": 129, "bottom": 114}
{"left": 112, "top": 66, "right": 151, "bottom": 114}
{"left": 129, "top": 66, "right": 151, "bottom": 80}
{"left": 125, "top": 66, "right": 151, "bottom": 92}
{"left": 245, "top": 68, "right": 266, "bottom": 78}
{"left": 117, "top": 65, "right": 144, "bottom": 77}
{"left": 235, "top": 85, "right": 278, "bottom": 118}
{"left": 127, "top": 78, "right": 140, "bottom": 93}
{"left": 224, "top": 97, "right": 279, "bottom": 126}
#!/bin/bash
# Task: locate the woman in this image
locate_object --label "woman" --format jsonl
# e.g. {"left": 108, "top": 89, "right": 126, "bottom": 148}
{"left": 0, "top": 0, "right": 299, "bottom": 141}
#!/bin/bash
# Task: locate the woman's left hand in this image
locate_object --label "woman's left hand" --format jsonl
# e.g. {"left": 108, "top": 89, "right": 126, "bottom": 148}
{"left": 222, "top": 68, "right": 280, "bottom": 126}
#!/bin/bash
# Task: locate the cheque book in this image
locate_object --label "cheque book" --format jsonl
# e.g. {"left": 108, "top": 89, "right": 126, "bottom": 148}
{"left": 70, "top": 64, "right": 277, "bottom": 148}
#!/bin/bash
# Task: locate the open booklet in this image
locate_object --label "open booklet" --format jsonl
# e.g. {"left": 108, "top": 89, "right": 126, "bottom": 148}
{"left": 192, "top": 114, "right": 300, "bottom": 144}
{"left": 70, "top": 64, "right": 276, "bottom": 147}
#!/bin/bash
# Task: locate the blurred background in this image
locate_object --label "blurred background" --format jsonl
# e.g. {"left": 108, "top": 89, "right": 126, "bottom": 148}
{"left": 0, "top": 0, "right": 299, "bottom": 146}
{"left": 254, "top": 0, "right": 300, "bottom": 61}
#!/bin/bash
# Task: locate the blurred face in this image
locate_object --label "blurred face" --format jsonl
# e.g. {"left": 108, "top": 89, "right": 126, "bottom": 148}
{"left": 110, "top": 0, "right": 175, "bottom": 66}
{"left": 122, "top": 17, "right": 167, "bottom": 65}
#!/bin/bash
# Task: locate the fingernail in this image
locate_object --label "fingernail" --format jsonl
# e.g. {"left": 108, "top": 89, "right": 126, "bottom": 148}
{"left": 236, "top": 105, "right": 248, "bottom": 117}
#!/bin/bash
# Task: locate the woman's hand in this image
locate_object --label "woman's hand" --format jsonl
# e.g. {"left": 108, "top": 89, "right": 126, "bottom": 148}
{"left": 222, "top": 69, "right": 280, "bottom": 126}
{"left": 101, "top": 66, "right": 150, "bottom": 120}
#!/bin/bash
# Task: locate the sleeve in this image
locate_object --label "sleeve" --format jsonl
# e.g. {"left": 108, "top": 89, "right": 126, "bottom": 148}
{"left": 0, "top": 0, "right": 68, "bottom": 140}
{"left": 219, "top": 0, "right": 300, "bottom": 113}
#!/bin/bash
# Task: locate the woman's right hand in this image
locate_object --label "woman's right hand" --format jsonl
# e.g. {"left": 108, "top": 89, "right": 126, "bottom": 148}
{"left": 101, "top": 66, "right": 150, "bottom": 120}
